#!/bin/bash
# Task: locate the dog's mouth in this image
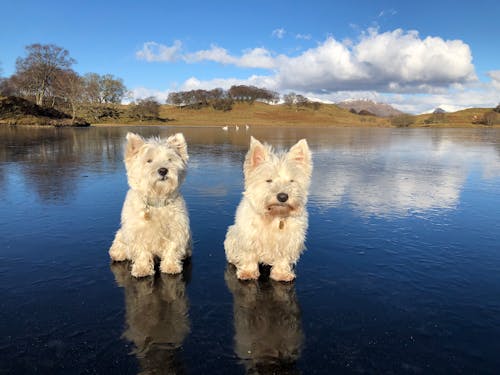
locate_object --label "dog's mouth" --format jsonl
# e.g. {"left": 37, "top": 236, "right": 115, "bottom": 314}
{"left": 266, "top": 203, "right": 294, "bottom": 217}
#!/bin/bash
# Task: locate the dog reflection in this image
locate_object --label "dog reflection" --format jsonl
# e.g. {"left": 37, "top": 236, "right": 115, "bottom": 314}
{"left": 225, "top": 265, "right": 304, "bottom": 374}
{"left": 111, "top": 261, "right": 190, "bottom": 374}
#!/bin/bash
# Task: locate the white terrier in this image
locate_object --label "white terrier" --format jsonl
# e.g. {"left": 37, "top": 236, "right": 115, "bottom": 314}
{"left": 224, "top": 137, "right": 313, "bottom": 282}
{"left": 109, "top": 132, "right": 191, "bottom": 278}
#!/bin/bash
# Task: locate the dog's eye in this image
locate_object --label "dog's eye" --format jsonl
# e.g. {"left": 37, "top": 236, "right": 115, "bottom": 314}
{"left": 147, "top": 159, "right": 153, "bottom": 163}
{"left": 168, "top": 158, "right": 172, "bottom": 162}
{"left": 290, "top": 179, "right": 295, "bottom": 183}
{"left": 266, "top": 179, "right": 273, "bottom": 183}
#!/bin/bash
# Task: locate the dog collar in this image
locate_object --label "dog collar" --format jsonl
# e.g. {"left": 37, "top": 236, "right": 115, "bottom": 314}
{"left": 143, "top": 196, "right": 173, "bottom": 209}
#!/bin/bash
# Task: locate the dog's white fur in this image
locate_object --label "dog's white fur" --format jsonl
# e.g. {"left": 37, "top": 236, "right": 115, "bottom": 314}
{"left": 109, "top": 132, "right": 191, "bottom": 278}
{"left": 224, "top": 137, "right": 312, "bottom": 281}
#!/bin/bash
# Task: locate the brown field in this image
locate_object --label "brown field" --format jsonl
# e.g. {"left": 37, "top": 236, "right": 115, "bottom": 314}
{"left": 2, "top": 95, "right": 497, "bottom": 128}
{"left": 93, "top": 102, "right": 499, "bottom": 128}
{"left": 92, "top": 102, "right": 388, "bottom": 127}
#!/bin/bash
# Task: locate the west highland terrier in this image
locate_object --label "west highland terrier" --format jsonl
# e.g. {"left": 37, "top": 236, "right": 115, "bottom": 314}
{"left": 224, "top": 136, "right": 313, "bottom": 282}
{"left": 109, "top": 132, "right": 191, "bottom": 278}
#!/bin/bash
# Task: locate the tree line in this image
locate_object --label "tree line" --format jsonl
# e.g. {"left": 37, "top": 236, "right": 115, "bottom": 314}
{"left": 0, "top": 43, "right": 321, "bottom": 124}
{"left": 166, "top": 85, "right": 280, "bottom": 112}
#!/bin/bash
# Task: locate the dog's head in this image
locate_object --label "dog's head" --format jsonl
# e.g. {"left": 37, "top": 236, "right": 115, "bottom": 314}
{"left": 243, "top": 137, "right": 312, "bottom": 218}
{"left": 124, "top": 132, "right": 188, "bottom": 197}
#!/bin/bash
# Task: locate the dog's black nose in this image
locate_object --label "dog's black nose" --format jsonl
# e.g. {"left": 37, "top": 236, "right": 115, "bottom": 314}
{"left": 158, "top": 167, "right": 168, "bottom": 176}
{"left": 277, "top": 192, "right": 289, "bottom": 203}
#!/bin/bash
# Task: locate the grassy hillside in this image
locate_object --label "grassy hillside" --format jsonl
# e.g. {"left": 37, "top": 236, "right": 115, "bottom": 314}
{"left": 0, "top": 96, "right": 90, "bottom": 126}
{"left": 413, "top": 108, "right": 497, "bottom": 127}
{"left": 1, "top": 95, "right": 498, "bottom": 127}
{"left": 154, "top": 102, "right": 389, "bottom": 127}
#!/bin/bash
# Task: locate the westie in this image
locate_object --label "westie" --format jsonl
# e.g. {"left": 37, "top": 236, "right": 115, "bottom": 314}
{"left": 224, "top": 136, "right": 313, "bottom": 282}
{"left": 109, "top": 132, "right": 191, "bottom": 278}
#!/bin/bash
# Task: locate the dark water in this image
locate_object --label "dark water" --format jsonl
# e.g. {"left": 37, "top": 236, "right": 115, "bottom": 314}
{"left": 1, "top": 125, "right": 500, "bottom": 374}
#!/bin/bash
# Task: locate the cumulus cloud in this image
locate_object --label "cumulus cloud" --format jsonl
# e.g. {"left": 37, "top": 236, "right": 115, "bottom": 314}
{"left": 126, "top": 87, "right": 170, "bottom": 103}
{"left": 488, "top": 70, "right": 500, "bottom": 90}
{"left": 130, "top": 28, "right": 496, "bottom": 111}
{"left": 296, "top": 33, "right": 312, "bottom": 40}
{"left": 137, "top": 29, "right": 476, "bottom": 94}
{"left": 276, "top": 29, "right": 476, "bottom": 93}
{"left": 185, "top": 45, "right": 276, "bottom": 69}
{"left": 272, "top": 28, "right": 286, "bottom": 39}
{"left": 136, "top": 41, "right": 182, "bottom": 62}
{"left": 179, "top": 75, "right": 276, "bottom": 91}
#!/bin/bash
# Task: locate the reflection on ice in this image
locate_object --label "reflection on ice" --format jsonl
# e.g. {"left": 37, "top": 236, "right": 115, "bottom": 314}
{"left": 111, "top": 261, "right": 190, "bottom": 373}
{"left": 225, "top": 265, "right": 303, "bottom": 374}
{"left": 310, "top": 135, "right": 500, "bottom": 216}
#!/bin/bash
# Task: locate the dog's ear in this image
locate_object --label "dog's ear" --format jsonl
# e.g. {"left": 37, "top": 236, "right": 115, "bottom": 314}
{"left": 245, "top": 136, "right": 268, "bottom": 172}
{"left": 167, "top": 133, "right": 189, "bottom": 162}
{"left": 125, "top": 132, "right": 145, "bottom": 159}
{"left": 287, "top": 139, "right": 312, "bottom": 171}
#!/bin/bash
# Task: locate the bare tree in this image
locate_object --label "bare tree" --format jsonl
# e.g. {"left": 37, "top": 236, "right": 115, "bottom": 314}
{"left": 283, "top": 92, "right": 309, "bottom": 109}
{"left": 15, "top": 44, "right": 76, "bottom": 106}
{"left": 228, "top": 85, "right": 278, "bottom": 104}
{"left": 83, "top": 73, "right": 102, "bottom": 103}
{"left": 481, "top": 111, "right": 497, "bottom": 126}
{"left": 52, "top": 69, "right": 85, "bottom": 122}
{"left": 129, "top": 97, "right": 160, "bottom": 121}
{"left": 100, "top": 74, "right": 126, "bottom": 103}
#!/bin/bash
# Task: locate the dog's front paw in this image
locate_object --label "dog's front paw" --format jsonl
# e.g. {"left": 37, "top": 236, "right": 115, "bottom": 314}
{"left": 131, "top": 261, "right": 154, "bottom": 278}
{"left": 236, "top": 267, "right": 260, "bottom": 280}
{"left": 109, "top": 247, "right": 127, "bottom": 262}
{"left": 270, "top": 267, "right": 295, "bottom": 282}
{"left": 160, "top": 260, "right": 183, "bottom": 274}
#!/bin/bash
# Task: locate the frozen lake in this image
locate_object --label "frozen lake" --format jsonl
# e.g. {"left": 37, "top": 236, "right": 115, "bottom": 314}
{"left": 1, "top": 125, "right": 500, "bottom": 373}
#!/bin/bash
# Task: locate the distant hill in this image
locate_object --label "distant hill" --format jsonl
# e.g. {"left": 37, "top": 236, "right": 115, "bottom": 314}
{"left": 336, "top": 99, "right": 404, "bottom": 117}
{"left": 433, "top": 107, "right": 446, "bottom": 114}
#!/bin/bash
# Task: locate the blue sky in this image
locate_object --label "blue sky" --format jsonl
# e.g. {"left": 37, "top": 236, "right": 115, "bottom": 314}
{"left": 1, "top": 0, "right": 499, "bottom": 113}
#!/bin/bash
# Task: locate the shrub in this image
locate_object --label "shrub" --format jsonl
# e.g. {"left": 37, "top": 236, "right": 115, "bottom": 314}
{"left": 390, "top": 114, "right": 415, "bottom": 127}
{"left": 480, "top": 111, "right": 498, "bottom": 126}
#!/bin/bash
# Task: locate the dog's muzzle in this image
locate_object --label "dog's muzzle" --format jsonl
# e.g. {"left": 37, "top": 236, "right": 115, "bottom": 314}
{"left": 267, "top": 203, "right": 294, "bottom": 217}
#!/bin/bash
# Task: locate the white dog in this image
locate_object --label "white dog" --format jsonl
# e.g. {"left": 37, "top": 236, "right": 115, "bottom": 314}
{"left": 224, "top": 137, "right": 313, "bottom": 282}
{"left": 109, "top": 132, "right": 191, "bottom": 278}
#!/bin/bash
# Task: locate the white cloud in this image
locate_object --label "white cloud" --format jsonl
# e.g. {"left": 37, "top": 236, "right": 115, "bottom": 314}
{"left": 272, "top": 28, "right": 286, "bottom": 39}
{"left": 296, "top": 33, "right": 312, "bottom": 40}
{"left": 136, "top": 41, "right": 182, "bottom": 62}
{"left": 488, "top": 70, "right": 500, "bottom": 90}
{"left": 378, "top": 9, "right": 397, "bottom": 18}
{"left": 137, "top": 29, "right": 476, "bottom": 94}
{"left": 184, "top": 44, "right": 234, "bottom": 64}
{"left": 126, "top": 87, "right": 170, "bottom": 103}
{"left": 275, "top": 29, "right": 476, "bottom": 93}
{"left": 179, "top": 75, "right": 276, "bottom": 91}
{"left": 132, "top": 28, "right": 499, "bottom": 111}
{"left": 310, "top": 137, "right": 500, "bottom": 217}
